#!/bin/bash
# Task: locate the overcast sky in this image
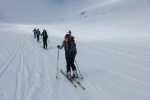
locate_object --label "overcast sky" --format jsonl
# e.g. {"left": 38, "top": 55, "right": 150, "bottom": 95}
{"left": 0, "top": 0, "right": 103, "bottom": 23}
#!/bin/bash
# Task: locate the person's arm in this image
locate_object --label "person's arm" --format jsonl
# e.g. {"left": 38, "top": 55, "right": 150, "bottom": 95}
{"left": 59, "top": 41, "right": 65, "bottom": 49}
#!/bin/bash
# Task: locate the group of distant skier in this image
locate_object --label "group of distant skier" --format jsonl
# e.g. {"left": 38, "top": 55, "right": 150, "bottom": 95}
{"left": 32, "top": 29, "right": 78, "bottom": 80}
{"left": 33, "top": 28, "right": 48, "bottom": 49}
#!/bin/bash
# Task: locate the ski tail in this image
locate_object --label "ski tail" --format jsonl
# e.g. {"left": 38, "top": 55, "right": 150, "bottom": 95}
{"left": 60, "top": 69, "right": 77, "bottom": 87}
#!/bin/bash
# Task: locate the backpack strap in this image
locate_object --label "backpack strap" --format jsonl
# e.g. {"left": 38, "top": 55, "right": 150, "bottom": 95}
{"left": 65, "top": 37, "right": 69, "bottom": 48}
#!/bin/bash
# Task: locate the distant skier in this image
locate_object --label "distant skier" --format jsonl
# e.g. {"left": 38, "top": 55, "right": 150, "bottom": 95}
{"left": 41, "top": 29, "right": 48, "bottom": 49}
{"left": 33, "top": 28, "right": 37, "bottom": 38}
{"left": 57, "top": 30, "right": 78, "bottom": 80}
{"left": 36, "top": 29, "right": 40, "bottom": 42}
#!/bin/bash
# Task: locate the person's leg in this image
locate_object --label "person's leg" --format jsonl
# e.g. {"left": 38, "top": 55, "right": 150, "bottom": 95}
{"left": 66, "top": 58, "right": 71, "bottom": 72}
{"left": 43, "top": 39, "right": 46, "bottom": 48}
{"left": 70, "top": 53, "right": 78, "bottom": 78}
{"left": 45, "top": 39, "right": 47, "bottom": 49}
{"left": 46, "top": 42, "right": 47, "bottom": 49}
{"left": 37, "top": 35, "right": 39, "bottom": 41}
{"left": 70, "top": 52, "right": 76, "bottom": 71}
{"left": 70, "top": 59, "right": 76, "bottom": 71}
{"left": 65, "top": 53, "right": 71, "bottom": 79}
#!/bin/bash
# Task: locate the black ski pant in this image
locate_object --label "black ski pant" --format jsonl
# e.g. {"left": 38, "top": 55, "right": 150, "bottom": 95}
{"left": 43, "top": 38, "right": 47, "bottom": 49}
{"left": 65, "top": 51, "right": 77, "bottom": 72}
{"left": 37, "top": 35, "right": 39, "bottom": 41}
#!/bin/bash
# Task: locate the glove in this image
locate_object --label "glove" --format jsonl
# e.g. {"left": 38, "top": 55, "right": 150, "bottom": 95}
{"left": 57, "top": 45, "right": 60, "bottom": 48}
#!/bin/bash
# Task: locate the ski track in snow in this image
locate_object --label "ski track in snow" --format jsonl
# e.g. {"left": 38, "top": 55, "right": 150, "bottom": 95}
{"left": 1, "top": 0, "right": 150, "bottom": 99}
{"left": 0, "top": 25, "right": 150, "bottom": 100}
{"left": 75, "top": 38, "right": 150, "bottom": 100}
{"left": 0, "top": 37, "right": 21, "bottom": 79}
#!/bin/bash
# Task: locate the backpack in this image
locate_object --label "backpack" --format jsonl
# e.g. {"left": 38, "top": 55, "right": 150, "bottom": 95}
{"left": 37, "top": 30, "right": 40, "bottom": 35}
{"left": 43, "top": 31, "right": 48, "bottom": 38}
{"left": 33, "top": 29, "right": 37, "bottom": 33}
{"left": 66, "top": 36, "right": 76, "bottom": 53}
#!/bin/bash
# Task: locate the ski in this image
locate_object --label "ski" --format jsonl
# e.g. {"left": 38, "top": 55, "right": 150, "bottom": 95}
{"left": 40, "top": 46, "right": 48, "bottom": 50}
{"left": 73, "top": 78, "right": 85, "bottom": 90}
{"left": 60, "top": 69, "right": 77, "bottom": 88}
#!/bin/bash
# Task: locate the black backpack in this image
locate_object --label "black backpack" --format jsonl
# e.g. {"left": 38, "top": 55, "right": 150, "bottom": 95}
{"left": 67, "top": 36, "right": 76, "bottom": 53}
{"left": 43, "top": 31, "right": 48, "bottom": 38}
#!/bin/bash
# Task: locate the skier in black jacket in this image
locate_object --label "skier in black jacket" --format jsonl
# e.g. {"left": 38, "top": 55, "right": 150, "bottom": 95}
{"left": 41, "top": 29, "right": 48, "bottom": 49}
{"left": 57, "top": 30, "right": 78, "bottom": 79}
{"left": 33, "top": 28, "right": 37, "bottom": 38}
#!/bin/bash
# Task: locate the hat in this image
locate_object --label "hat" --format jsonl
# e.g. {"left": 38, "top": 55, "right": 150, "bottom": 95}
{"left": 68, "top": 30, "right": 71, "bottom": 34}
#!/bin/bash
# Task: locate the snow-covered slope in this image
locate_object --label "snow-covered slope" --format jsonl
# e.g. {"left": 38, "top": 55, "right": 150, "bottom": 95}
{"left": 0, "top": 0, "right": 101, "bottom": 23}
{"left": 0, "top": 0, "right": 150, "bottom": 100}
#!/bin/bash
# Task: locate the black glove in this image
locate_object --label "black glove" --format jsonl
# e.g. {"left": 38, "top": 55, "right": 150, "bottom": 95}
{"left": 57, "top": 45, "right": 60, "bottom": 48}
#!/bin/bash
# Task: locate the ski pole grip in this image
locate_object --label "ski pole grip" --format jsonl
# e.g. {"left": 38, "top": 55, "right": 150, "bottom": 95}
{"left": 57, "top": 45, "right": 60, "bottom": 48}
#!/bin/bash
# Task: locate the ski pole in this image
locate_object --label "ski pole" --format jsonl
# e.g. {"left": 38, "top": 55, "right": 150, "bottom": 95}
{"left": 56, "top": 47, "right": 59, "bottom": 78}
{"left": 75, "top": 59, "right": 83, "bottom": 79}
{"left": 48, "top": 39, "right": 52, "bottom": 49}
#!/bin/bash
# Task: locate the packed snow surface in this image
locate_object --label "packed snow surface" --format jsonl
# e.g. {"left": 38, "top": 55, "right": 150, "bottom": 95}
{"left": 0, "top": 0, "right": 150, "bottom": 100}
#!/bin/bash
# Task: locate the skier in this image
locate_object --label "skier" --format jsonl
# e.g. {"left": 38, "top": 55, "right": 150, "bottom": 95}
{"left": 36, "top": 29, "right": 40, "bottom": 42}
{"left": 33, "top": 28, "right": 37, "bottom": 38}
{"left": 41, "top": 29, "right": 48, "bottom": 49}
{"left": 57, "top": 30, "right": 78, "bottom": 80}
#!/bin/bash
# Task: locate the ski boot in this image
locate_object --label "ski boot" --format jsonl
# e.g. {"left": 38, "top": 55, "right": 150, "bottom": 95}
{"left": 73, "top": 70, "right": 78, "bottom": 78}
{"left": 66, "top": 71, "right": 72, "bottom": 80}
